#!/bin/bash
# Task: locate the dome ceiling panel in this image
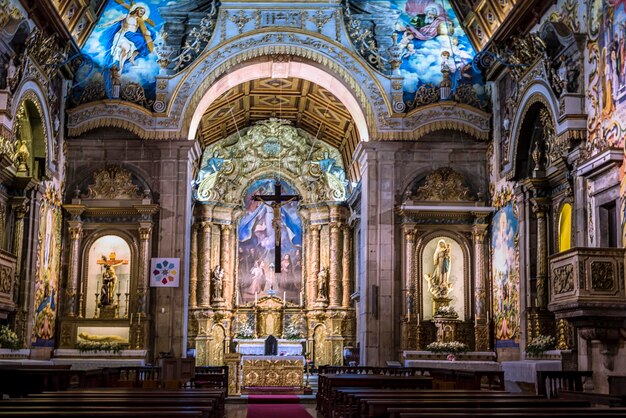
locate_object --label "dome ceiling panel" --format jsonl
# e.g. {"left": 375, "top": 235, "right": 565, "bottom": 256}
{"left": 199, "top": 77, "right": 360, "bottom": 178}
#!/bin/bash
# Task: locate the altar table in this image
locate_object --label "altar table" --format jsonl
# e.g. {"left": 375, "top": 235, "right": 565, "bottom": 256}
{"left": 241, "top": 355, "right": 305, "bottom": 388}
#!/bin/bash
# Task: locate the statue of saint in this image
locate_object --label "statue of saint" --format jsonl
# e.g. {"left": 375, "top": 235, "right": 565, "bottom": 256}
{"left": 211, "top": 265, "right": 224, "bottom": 301}
{"left": 317, "top": 266, "right": 329, "bottom": 300}
{"left": 426, "top": 239, "right": 452, "bottom": 298}
{"left": 99, "top": 263, "right": 118, "bottom": 306}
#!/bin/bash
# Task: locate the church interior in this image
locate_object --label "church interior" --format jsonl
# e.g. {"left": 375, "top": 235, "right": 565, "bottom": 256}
{"left": 1, "top": 0, "right": 626, "bottom": 416}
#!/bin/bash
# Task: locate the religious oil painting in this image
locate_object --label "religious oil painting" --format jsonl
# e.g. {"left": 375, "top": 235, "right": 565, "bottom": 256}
{"left": 491, "top": 203, "right": 520, "bottom": 347}
{"left": 73, "top": 0, "right": 171, "bottom": 103}
{"left": 389, "top": 0, "right": 484, "bottom": 105}
{"left": 32, "top": 188, "right": 62, "bottom": 347}
{"left": 85, "top": 235, "right": 132, "bottom": 319}
{"left": 421, "top": 237, "right": 465, "bottom": 321}
{"left": 238, "top": 178, "right": 303, "bottom": 304}
{"left": 590, "top": 0, "right": 626, "bottom": 148}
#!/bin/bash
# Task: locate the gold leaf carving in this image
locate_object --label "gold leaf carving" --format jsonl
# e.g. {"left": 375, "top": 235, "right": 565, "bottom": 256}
{"left": 413, "top": 167, "right": 476, "bottom": 202}
{"left": 84, "top": 166, "right": 141, "bottom": 200}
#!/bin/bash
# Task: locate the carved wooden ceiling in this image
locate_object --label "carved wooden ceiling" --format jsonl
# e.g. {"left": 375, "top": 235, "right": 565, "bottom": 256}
{"left": 199, "top": 77, "right": 360, "bottom": 179}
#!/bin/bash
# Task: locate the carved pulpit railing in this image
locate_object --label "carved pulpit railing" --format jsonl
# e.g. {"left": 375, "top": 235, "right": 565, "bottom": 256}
{"left": 0, "top": 250, "right": 17, "bottom": 317}
{"left": 548, "top": 247, "right": 626, "bottom": 370}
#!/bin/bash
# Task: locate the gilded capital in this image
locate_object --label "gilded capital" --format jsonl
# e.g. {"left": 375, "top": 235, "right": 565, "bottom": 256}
{"left": 138, "top": 227, "right": 152, "bottom": 241}
{"left": 220, "top": 224, "right": 232, "bottom": 233}
{"left": 472, "top": 226, "right": 487, "bottom": 243}
{"left": 69, "top": 226, "right": 83, "bottom": 241}
{"left": 201, "top": 221, "right": 212, "bottom": 232}
{"left": 404, "top": 228, "right": 417, "bottom": 242}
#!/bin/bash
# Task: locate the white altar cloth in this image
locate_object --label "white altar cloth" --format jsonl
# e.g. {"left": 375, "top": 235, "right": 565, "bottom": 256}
{"left": 501, "top": 360, "right": 561, "bottom": 384}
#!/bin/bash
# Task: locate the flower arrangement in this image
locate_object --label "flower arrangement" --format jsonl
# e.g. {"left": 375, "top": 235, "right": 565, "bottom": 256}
{"left": 426, "top": 341, "right": 469, "bottom": 354}
{"left": 235, "top": 321, "right": 254, "bottom": 339}
{"left": 526, "top": 334, "right": 556, "bottom": 356}
{"left": 434, "top": 305, "right": 458, "bottom": 318}
{"left": 0, "top": 325, "right": 22, "bottom": 350}
{"left": 75, "top": 340, "right": 128, "bottom": 354}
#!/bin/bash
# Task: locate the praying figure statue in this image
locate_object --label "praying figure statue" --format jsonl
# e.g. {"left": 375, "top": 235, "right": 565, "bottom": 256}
{"left": 317, "top": 266, "right": 329, "bottom": 300}
{"left": 99, "top": 262, "right": 118, "bottom": 306}
{"left": 211, "top": 265, "right": 225, "bottom": 301}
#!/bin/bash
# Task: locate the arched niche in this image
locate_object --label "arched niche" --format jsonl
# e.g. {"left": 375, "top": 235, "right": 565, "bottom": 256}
{"left": 511, "top": 99, "right": 552, "bottom": 180}
{"left": 558, "top": 203, "right": 572, "bottom": 252}
{"left": 236, "top": 177, "right": 303, "bottom": 305}
{"left": 81, "top": 232, "right": 136, "bottom": 319}
{"left": 418, "top": 234, "right": 469, "bottom": 321}
{"left": 14, "top": 94, "right": 48, "bottom": 179}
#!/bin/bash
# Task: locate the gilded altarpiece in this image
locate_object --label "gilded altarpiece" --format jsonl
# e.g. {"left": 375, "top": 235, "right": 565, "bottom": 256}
{"left": 398, "top": 167, "right": 491, "bottom": 352}
{"left": 188, "top": 120, "right": 355, "bottom": 370}
{"left": 60, "top": 166, "right": 158, "bottom": 354}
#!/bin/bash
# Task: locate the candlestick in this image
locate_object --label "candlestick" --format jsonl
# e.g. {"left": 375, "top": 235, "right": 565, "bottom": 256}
{"left": 236, "top": 289, "right": 240, "bottom": 306}
{"left": 255, "top": 291, "right": 258, "bottom": 305}
{"left": 283, "top": 291, "right": 286, "bottom": 305}
{"left": 130, "top": 313, "right": 133, "bottom": 324}
{"left": 417, "top": 313, "right": 420, "bottom": 325}
{"left": 299, "top": 291, "right": 303, "bottom": 306}
{"left": 138, "top": 315, "right": 141, "bottom": 326}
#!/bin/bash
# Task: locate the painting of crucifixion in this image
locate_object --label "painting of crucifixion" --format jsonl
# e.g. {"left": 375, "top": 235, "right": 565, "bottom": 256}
{"left": 237, "top": 178, "right": 303, "bottom": 304}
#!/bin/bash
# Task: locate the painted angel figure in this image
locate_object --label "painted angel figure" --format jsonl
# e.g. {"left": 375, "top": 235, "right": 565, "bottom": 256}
{"left": 99, "top": 1, "right": 157, "bottom": 73}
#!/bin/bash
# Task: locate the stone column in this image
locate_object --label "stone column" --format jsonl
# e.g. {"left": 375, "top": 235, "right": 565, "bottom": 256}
{"left": 198, "top": 221, "right": 212, "bottom": 307}
{"left": 472, "top": 222, "right": 489, "bottom": 351}
{"left": 401, "top": 226, "right": 416, "bottom": 350}
{"left": 65, "top": 222, "right": 83, "bottom": 317}
{"left": 134, "top": 223, "right": 152, "bottom": 349}
{"left": 309, "top": 225, "right": 321, "bottom": 305}
{"left": 189, "top": 222, "right": 199, "bottom": 308}
{"left": 341, "top": 225, "right": 351, "bottom": 308}
{"left": 329, "top": 222, "right": 341, "bottom": 307}
{"left": 532, "top": 198, "right": 550, "bottom": 308}
{"left": 11, "top": 201, "right": 27, "bottom": 301}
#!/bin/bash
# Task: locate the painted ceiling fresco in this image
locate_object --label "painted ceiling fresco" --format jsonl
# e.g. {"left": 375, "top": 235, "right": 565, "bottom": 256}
{"left": 72, "top": 0, "right": 485, "bottom": 111}
{"left": 349, "top": 0, "right": 485, "bottom": 107}
{"left": 72, "top": 0, "right": 173, "bottom": 105}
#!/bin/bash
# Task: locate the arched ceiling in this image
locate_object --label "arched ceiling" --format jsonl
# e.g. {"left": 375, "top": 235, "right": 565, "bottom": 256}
{"left": 199, "top": 77, "right": 360, "bottom": 179}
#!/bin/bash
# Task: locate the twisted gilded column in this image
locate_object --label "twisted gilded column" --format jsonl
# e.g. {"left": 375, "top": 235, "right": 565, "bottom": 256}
{"left": 219, "top": 224, "right": 231, "bottom": 305}
{"left": 189, "top": 223, "right": 199, "bottom": 308}
{"left": 472, "top": 223, "right": 489, "bottom": 351}
{"left": 11, "top": 201, "right": 27, "bottom": 299}
{"left": 66, "top": 222, "right": 83, "bottom": 317}
{"left": 329, "top": 222, "right": 341, "bottom": 307}
{"left": 309, "top": 225, "right": 321, "bottom": 305}
{"left": 341, "top": 225, "right": 351, "bottom": 308}
{"left": 532, "top": 199, "right": 549, "bottom": 308}
{"left": 198, "top": 221, "right": 212, "bottom": 307}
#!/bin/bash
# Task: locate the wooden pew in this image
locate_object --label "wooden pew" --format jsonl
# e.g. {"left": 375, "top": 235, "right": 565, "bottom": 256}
{"left": 318, "top": 374, "right": 433, "bottom": 417}
{"left": 392, "top": 409, "right": 626, "bottom": 418}
{"left": 360, "top": 398, "right": 592, "bottom": 418}
{"left": 334, "top": 390, "right": 541, "bottom": 418}
{"left": 3, "top": 387, "right": 227, "bottom": 418}
{"left": 536, "top": 370, "right": 593, "bottom": 398}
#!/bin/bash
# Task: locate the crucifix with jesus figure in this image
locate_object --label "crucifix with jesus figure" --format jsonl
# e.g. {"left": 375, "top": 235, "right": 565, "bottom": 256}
{"left": 253, "top": 180, "right": 300, "bottom": 273}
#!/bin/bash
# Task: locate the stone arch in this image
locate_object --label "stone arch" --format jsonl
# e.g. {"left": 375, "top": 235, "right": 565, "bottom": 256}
{"left": 185, "top": 56, "right": 372, "bottom": 143}
{"left": 508, "top": 84, "right": 559, "bottom": 179}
